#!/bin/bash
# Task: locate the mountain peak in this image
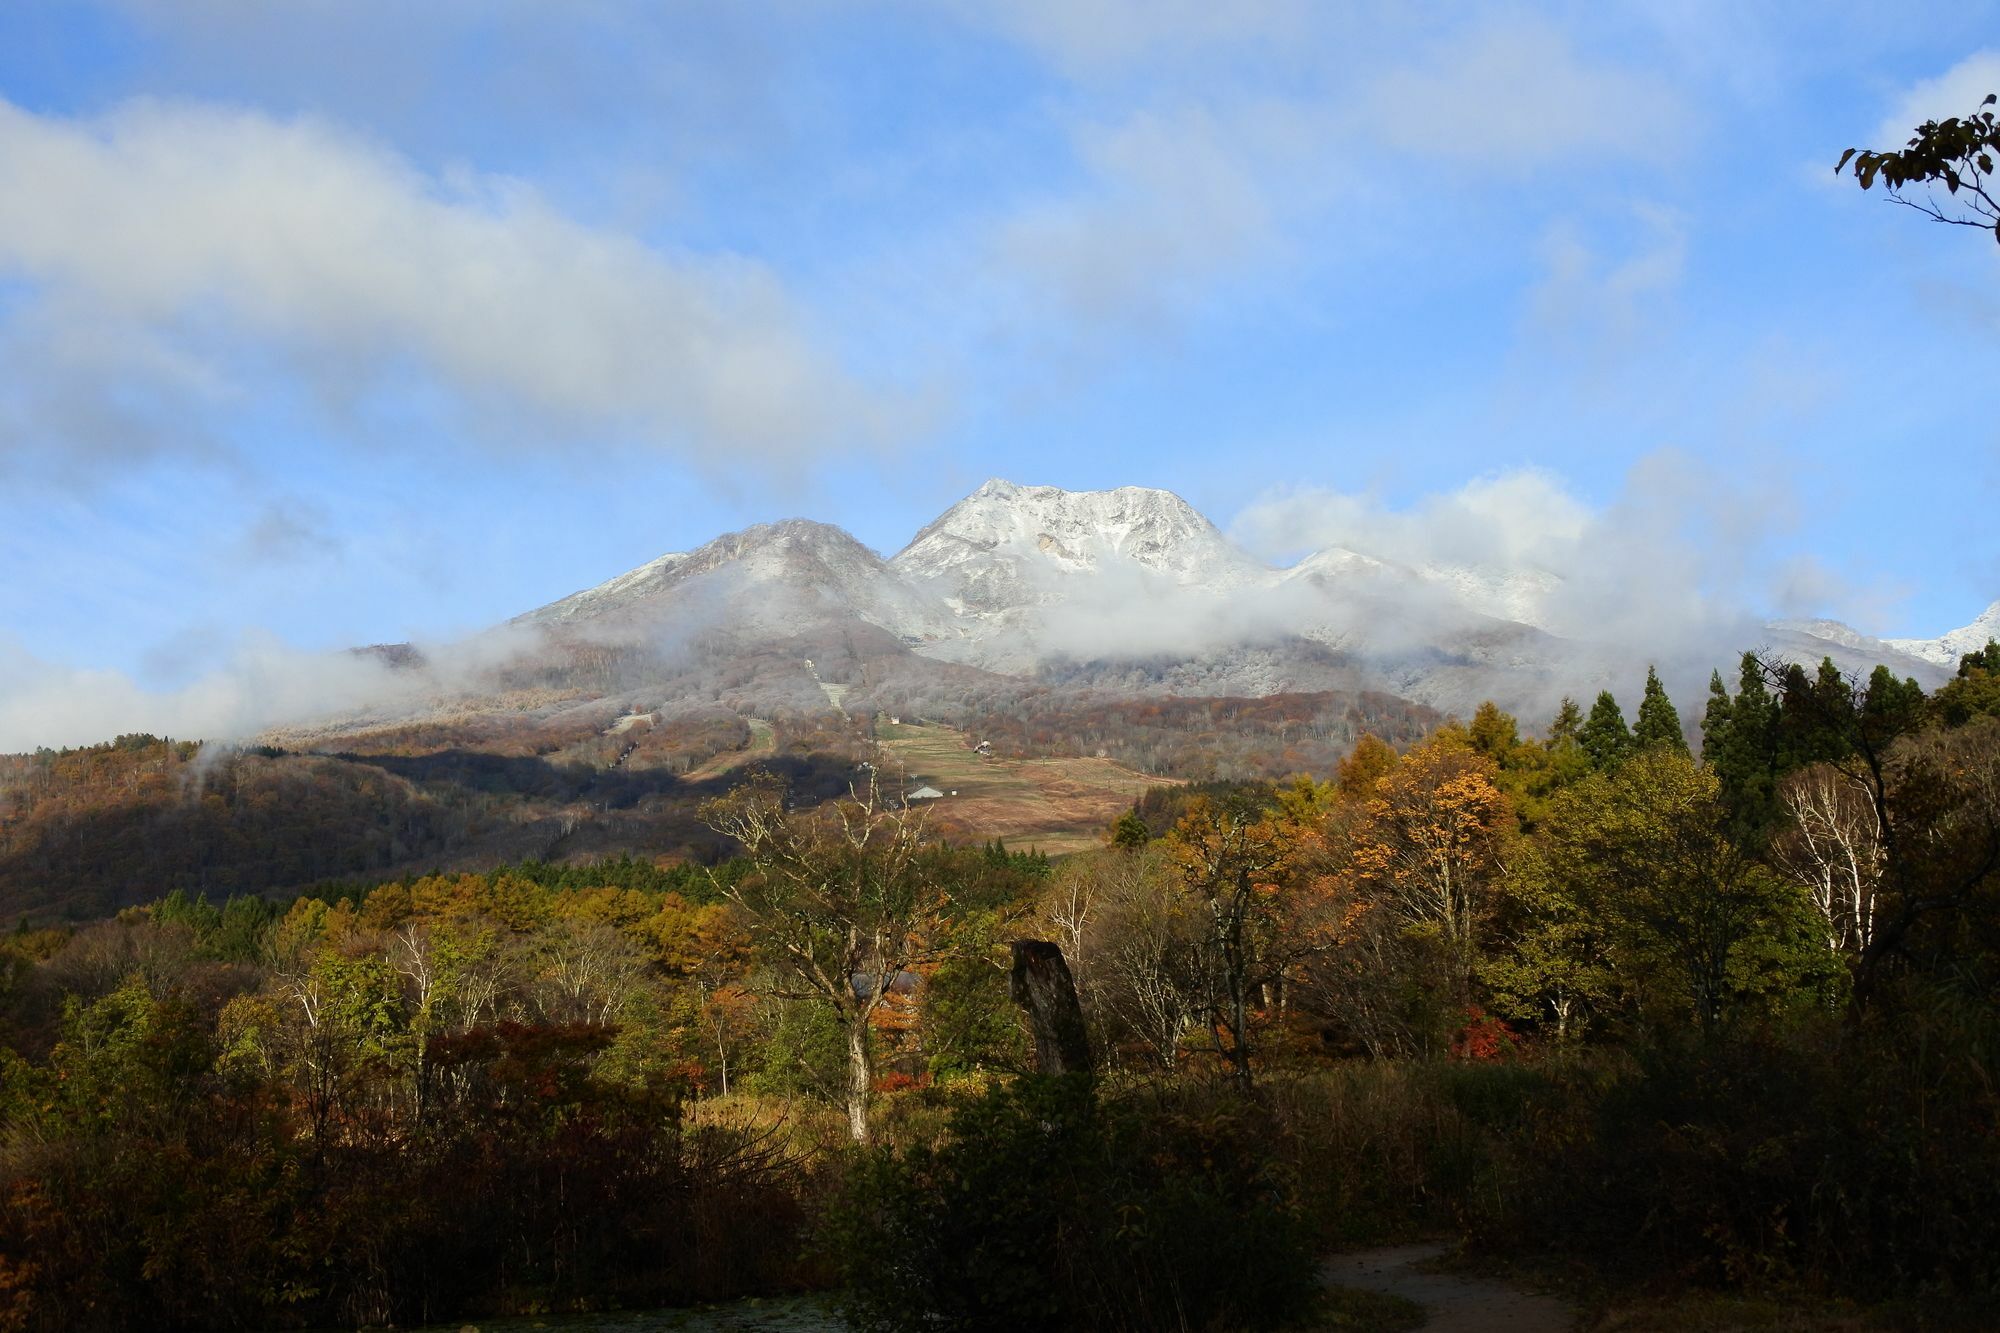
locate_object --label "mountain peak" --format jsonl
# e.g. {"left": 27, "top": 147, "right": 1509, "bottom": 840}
{"left": 961, "top": 477, "right": 1205, "bottom": 517}
{"left": 891, "top": 480, "right": 1262, "bottom": 613}
{"left": 1886, "top": 598, "right": 2000, "bottom": 667}
{"left": 691, "top": 517, "right": 874, "bottom": 562}
{"left": 898, "top": 479, "right": 1231, "bottom": 563}
{"left": 517, "top": 517, "right": 903, "bottom": 630}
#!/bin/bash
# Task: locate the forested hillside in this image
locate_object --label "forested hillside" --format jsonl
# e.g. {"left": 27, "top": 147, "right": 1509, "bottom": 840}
{"left": 0, "top": 720, "right": 860, "bottom": 921}
{"left": 958, "top": 688, "right": 1438, "bottom": 779}
{"left": 0, "top": 686, "right": 1440, "bottom": 922}
{"left": 4, "top": 644, "right": 1999, "bottom": 1329}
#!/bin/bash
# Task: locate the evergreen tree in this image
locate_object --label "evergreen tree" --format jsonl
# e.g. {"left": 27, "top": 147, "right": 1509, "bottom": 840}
{"left": 1713, "top": 653, "right": 1781, "bottom": 839}
{"left": 1860, "top": 665, "right": 1927, "bottom": 749}
{"left": 1108, "top": 810, "right": 1150, "bottom": 849}
{"left": 1961, "top": 641, "right": 2000, "bottom": 677}
{"left": 1492, "top": 697, "right": 1592, "bottom": 831}
{"left": 1634, "top": 666, "right": 1689, "bottom": 754}
{"left": 1776, "top": 658, "right": 1856, "bottom": 771}
{"left": 1700, "top": 670, "right": 1732, "bottom": 767}
{"left": 1935, "top": 641, "right": 2000, "bottom": 727}
{"left": 1547, "top": 697, "right": 1584, "bottom": 747}
{"left": 1469, "top": 701, "right": 1521, "bottom": 763}
{"left": 1578, "top": 691, "right": 1634, "bottom": 771}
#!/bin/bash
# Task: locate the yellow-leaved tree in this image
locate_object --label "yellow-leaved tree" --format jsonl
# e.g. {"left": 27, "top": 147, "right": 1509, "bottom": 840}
{"left": 1350, "top": 737, "right": 1513, "bottom": 1006}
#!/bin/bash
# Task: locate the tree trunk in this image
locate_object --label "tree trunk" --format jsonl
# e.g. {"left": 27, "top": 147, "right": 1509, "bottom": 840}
{"left": 1227, "top": 983, "right": 1252, "bottom": 1089}
{"left": 716, "top": 1017, "right": 731, "bottom": 1098}
{"left": 1009, "top": 939, "right": 1094, "bottom": 1076}
{"left": 845, "top": 1015, "right": 873, "bottom": 1144}
{"left": 1222, "top": 876, "right": 1254, "bottom": 1090}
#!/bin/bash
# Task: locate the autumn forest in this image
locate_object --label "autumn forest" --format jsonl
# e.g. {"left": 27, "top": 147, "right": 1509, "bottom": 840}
{"left": 1, "top": 644, "right": 1999, "bottom": 1330}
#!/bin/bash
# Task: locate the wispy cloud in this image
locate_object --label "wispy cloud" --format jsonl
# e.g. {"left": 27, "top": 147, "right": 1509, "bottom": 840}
{"left": 1869, "top": 49, "right": 2000, "bottom": 148}
{"left": 959, "top": 8, "right": 1697, "bottom": 355}
{"left": 1527, "top": 204, "right": 1687, "bottom": 362}
{"left": 993, "top": 104, "right": 1289, "bottom": 328}
{"left": 1358, "top": 17, "right": 1689, "bottom": 172}
{"left": 0, "top": 624, "right": 544, "bottom": 753}
{"left": 0, "top": 96, "right": 910, "bottom": 474}
{"left": 1230, "top": 454, "right": 1851, "bottom": 655}
{"left": 237, "top": 499, "right": 343, "bottom": 565}
{"left": 963, "top": 0, "right": 1312, "bottom": 73}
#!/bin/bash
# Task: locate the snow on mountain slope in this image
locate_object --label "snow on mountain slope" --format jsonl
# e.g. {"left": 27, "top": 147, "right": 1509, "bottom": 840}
{"left": 518, "top": 518, "right": 956, "bottom": 642}
{"left": 892, "top": 479, "right": 1269, "bottom": 615}
{"left": 519, "top": 551, "right": 691, "bottom": 627}
{"left": 1885, "top": 600, "right": 2000, "bottom": 667}
{"left": 1760, "top": 621, "right": 1947, "bottom": 689}
{"left": 1276, "top": 543, "right": 1560, "bottom": 632}
{"left": 487, "top": 480, "right": 1976, "bottom": 721}
{"left": 1280, "top": 546, "right": 1393, "bottom": 583}
{"left": 1416, "top": 562, "right": 1563, "bottom": 631}
{"left": 1771, "top": 618, "right": 1888, "bottom": 654}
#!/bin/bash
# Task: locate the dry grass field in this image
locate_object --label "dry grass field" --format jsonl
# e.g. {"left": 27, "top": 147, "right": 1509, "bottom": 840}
{"left": 681, "top": 717, "right": 776, "bottom": 782}
{"left": 874, "top": 721, "right": 1171, "bottom": 855}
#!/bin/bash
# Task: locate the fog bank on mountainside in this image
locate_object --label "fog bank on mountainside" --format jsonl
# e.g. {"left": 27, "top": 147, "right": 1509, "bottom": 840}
{"left": 0, "top": 476, "right": 1975, "bottom": 756}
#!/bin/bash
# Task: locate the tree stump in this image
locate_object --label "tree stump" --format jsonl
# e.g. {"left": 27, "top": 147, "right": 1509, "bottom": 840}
{"left": 1009, "top": 939, "right": 1093, "bottom": 1076}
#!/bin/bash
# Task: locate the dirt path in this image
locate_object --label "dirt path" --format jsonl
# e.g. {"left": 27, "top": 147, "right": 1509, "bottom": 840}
{"left": 1323, "top": 1243, "right": 1575, "bottom": 1332}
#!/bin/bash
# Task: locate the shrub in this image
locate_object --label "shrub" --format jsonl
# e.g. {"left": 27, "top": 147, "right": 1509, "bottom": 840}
{"left": 827, "top": 1074, "right": 1316, "bottom": 1332}
{"left": 1487, "top": 1011, "right": 2000, "bottom": 1299}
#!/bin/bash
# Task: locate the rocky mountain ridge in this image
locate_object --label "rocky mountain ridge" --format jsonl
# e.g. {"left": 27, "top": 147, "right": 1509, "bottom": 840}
{"left": 1887, "top": 600, "right": 2000, "bottom": 668}
{"left": 497, "top": 479, "right": 1968, "bottom": 721}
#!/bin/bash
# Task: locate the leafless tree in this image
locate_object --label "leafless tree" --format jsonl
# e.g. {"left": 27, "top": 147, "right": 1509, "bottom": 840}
{"left": 1773, "top": 764, "right": 1884, "bottom": 955}
{"left": 532, "top": 920, "right": 651, "bottom": 1026}
{"left": 388, "top": 919, "right": 513, "bottom": 1122}
{"left": 1290, "top": 902, "right": 1423, "bottom": 1058}
{"left": 1039, "top": 855, "right": 1099, "bottom": 979}
{"left": 1081, "top": 847, "right": 1206, "bottom": 1069}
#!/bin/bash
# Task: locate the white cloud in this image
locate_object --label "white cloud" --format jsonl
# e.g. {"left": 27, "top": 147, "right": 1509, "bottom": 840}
{"left": 1232, "top": 467, "right": 1593, "bottom": 577}
{"left": 994, "top": 105, "right": 1290, "bottom": 327}
{"left": 0, "top": 623, "right": 546, "bottom": 753}
{"left": 0, "top": 635, "right": 391, "bottom": 752}
{"left": 1871, "top": 50, "right": 2000, "bottom": 149}
{"left": 0, "top": 96, "right": 904, "bottom": 467}
{"left": 965, "top": 0, "right": 1311, "bottom": 72}
{"left": 1359, "top": 18, "right": 1688, "bottom": 171}
{"left": 968, "top": 10, "right": 1699, "bottom": 346}
{"left": 1528, "top": 204, "right": 1687, "bottom": 352}
{"left": 1230, "top": 453, "right": 1842, "bottom": 660}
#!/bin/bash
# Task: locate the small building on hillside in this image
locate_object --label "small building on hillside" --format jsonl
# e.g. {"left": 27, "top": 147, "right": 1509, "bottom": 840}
{"left": 906, "top": 785, "right": 945, "bottom": 801}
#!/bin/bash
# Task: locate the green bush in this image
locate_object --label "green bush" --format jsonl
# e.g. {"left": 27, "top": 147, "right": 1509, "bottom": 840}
{"left": 751, "top": 1000, "right": 851, "bottom": 1101}
{"left": 1487, "top": 1011, "right": 2000, "bottom": 1299}
{"left": 827, "top": 1075, "right": 1316, "bottom": 1332}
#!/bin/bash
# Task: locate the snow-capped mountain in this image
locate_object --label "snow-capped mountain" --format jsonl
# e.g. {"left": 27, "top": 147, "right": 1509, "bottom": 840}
{"left": 891, "top": 479, "right": 1267, "bottom": 615}
{"left": 1416, "top": 563, "right": 1564, "bottom": 632}
{"left": 478, "top": 479, "right": 1978, "bottom": 720}
{"left": 518, "top": 518, "right": 957, "bottom": 643}
{"left": 1886, "top": 601, "right": 2000, "bottom": 668}
{"left": 1279, "top": 546, "right": 1393, "bottom": 584}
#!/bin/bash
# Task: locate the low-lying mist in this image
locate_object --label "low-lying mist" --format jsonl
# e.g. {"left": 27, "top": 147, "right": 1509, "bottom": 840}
{"left": 0, "top": 624, "right": 545, "bottom": 753}
{"left": 2, "top": 455, "right": 1955, "bottom": 754}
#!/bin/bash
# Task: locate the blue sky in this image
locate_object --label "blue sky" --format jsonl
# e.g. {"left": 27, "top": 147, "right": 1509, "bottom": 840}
{"left": 1, "top": 1, "right": 1997, "bottom": 726}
